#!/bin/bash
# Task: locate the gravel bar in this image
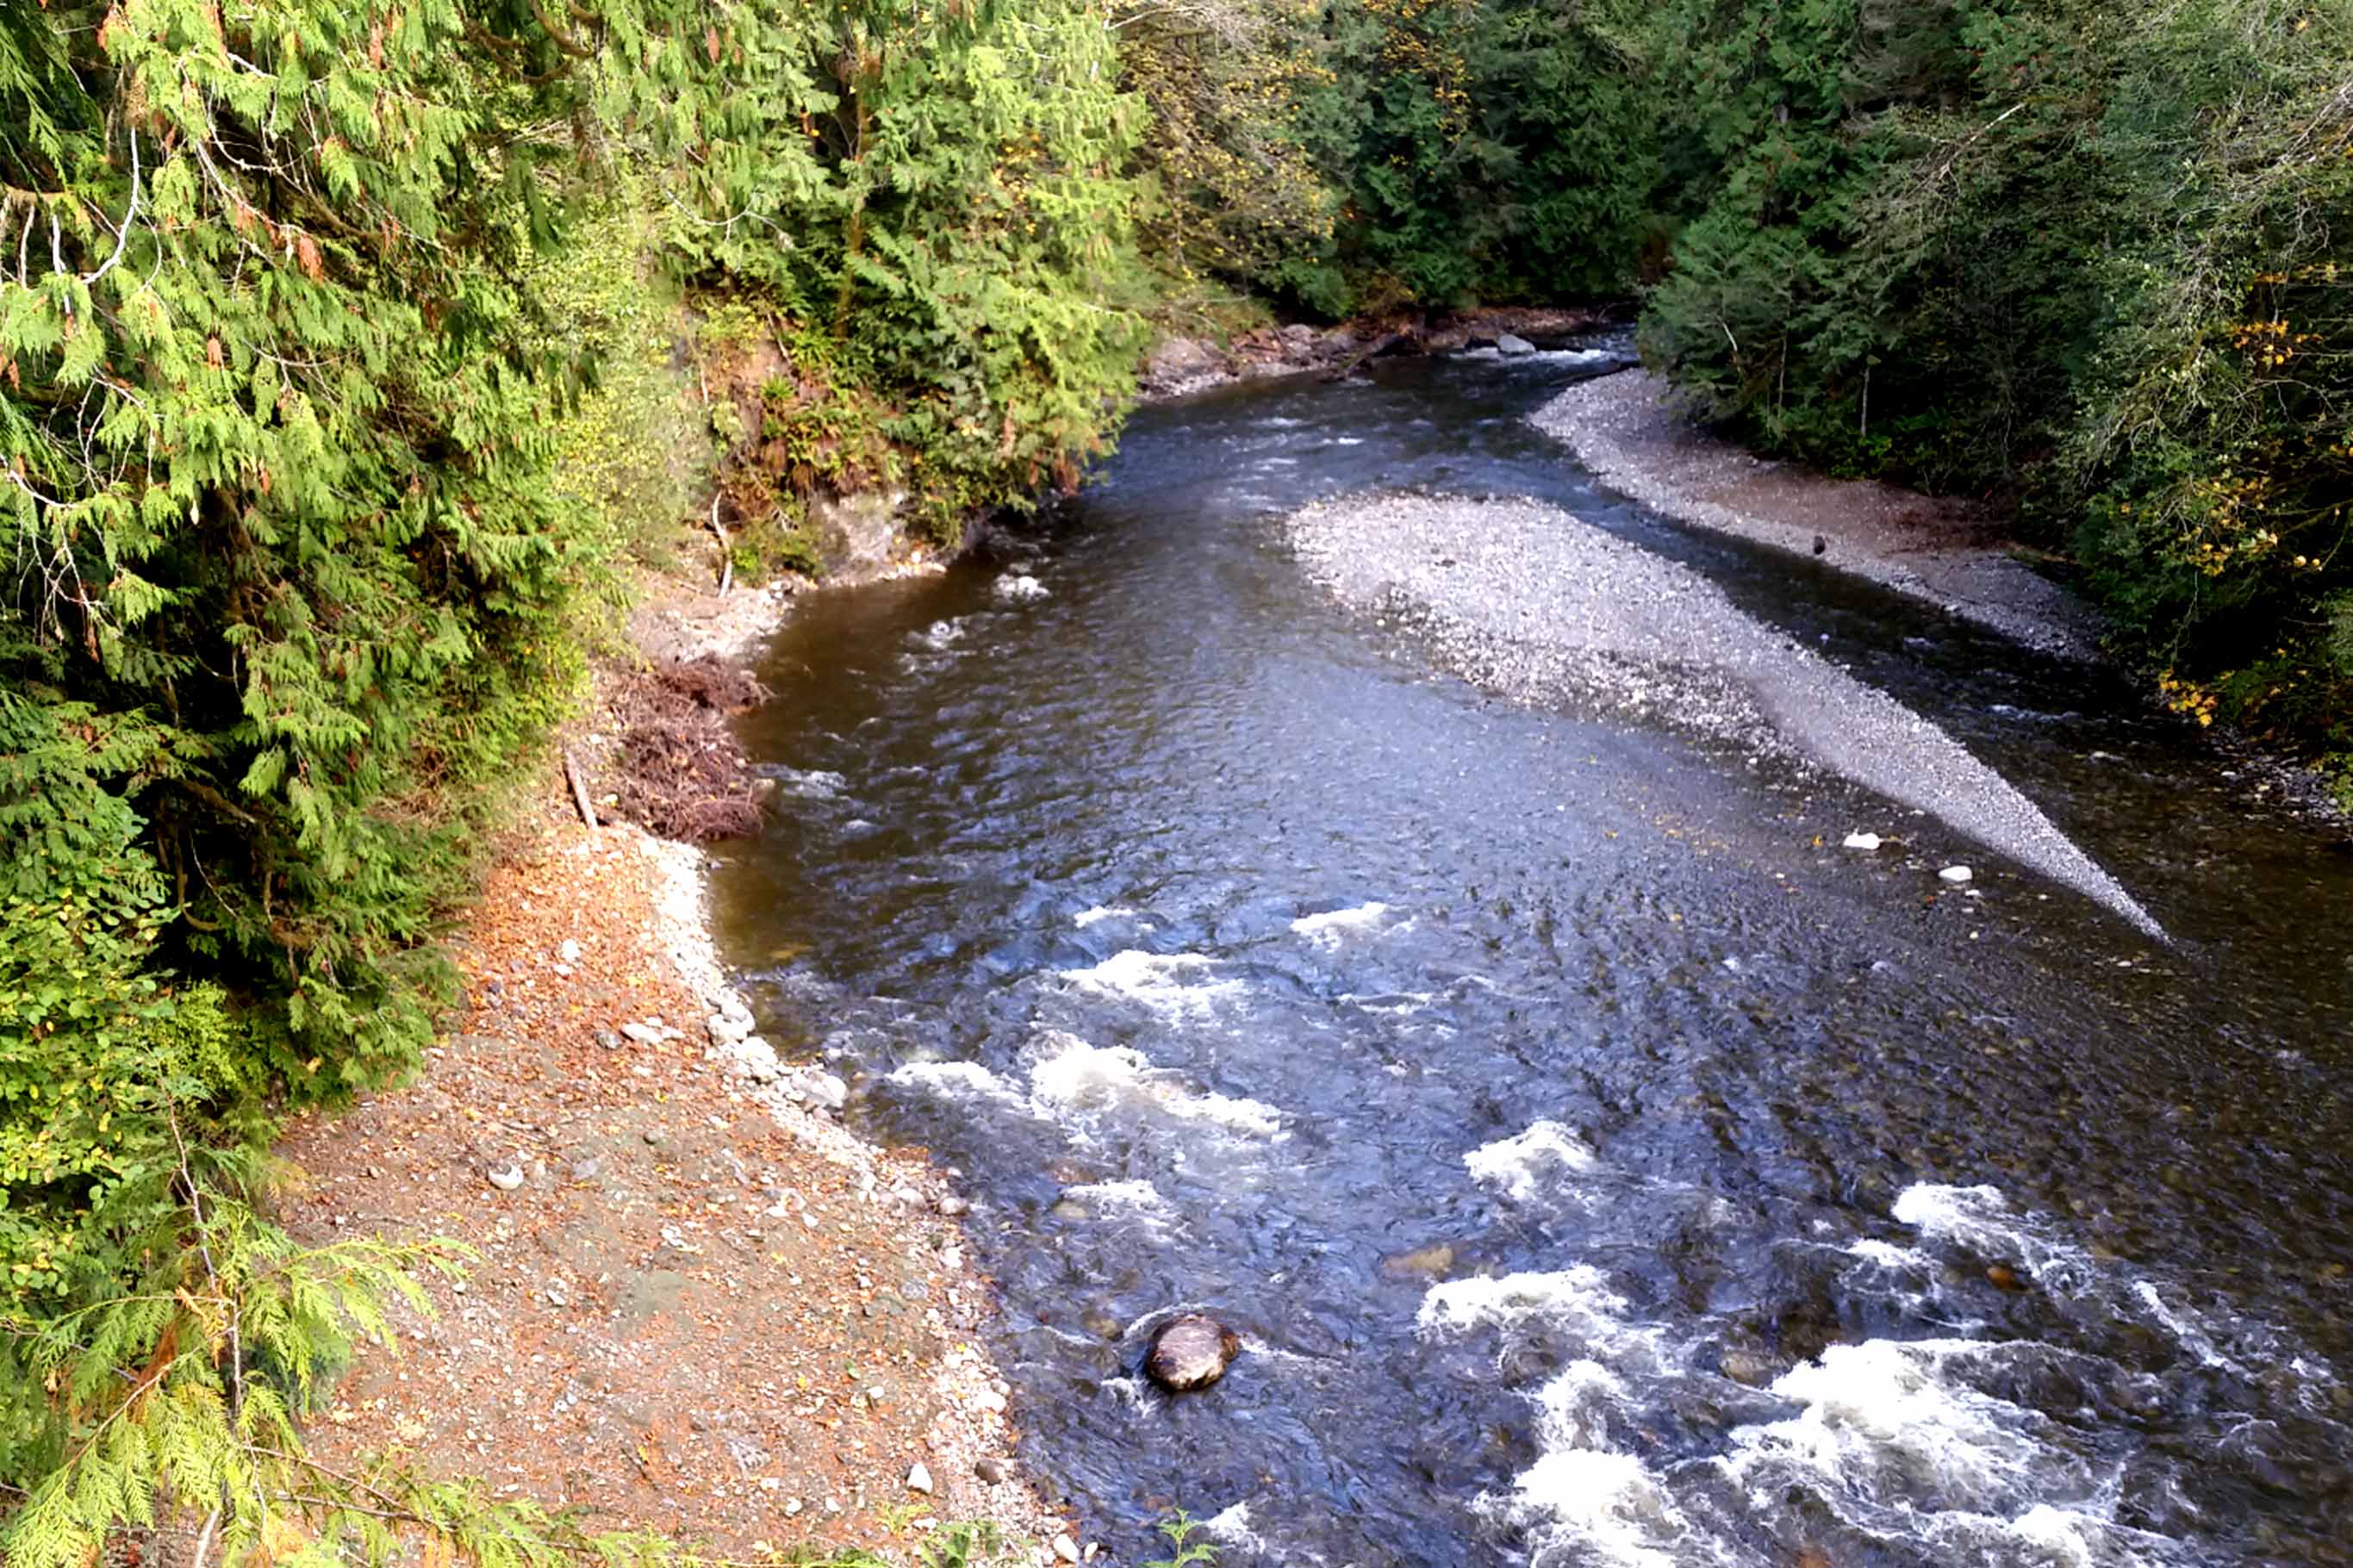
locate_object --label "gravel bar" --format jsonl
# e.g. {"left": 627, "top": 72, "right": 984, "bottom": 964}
{"left": 1285, "top": 491, "right": 2163, "bottom": 939}
{"left": 1532, "top": 370, "right": 2102, "bottom": 662}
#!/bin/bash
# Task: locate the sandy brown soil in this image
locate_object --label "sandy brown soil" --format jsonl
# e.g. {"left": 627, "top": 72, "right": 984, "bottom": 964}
{"left": 1534, "top": 370, "right": 2103, "bottom": 661}
{"left": 276, "top": 571, "right": 1089, "bottom": 1567}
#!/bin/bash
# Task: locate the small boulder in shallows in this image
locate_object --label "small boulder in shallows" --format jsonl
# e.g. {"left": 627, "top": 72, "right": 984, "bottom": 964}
{"left": 1145, "top": 1314, "right": 1242, "bottom": 1392}
{"left": 1841, "top": 831, "right": 1883, "bottom": 851}
{"left": 1939, "top": 865, "right": 1974, "bottom": 885}
{"left": 736, "top": 1038, "right": 781, "bottom": 1082}
{"left": 1495, "top": 333, "right": 1536, "bottom": 355}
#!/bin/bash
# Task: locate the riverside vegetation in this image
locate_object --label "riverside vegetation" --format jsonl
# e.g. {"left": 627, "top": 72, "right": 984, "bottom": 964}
{"left": 2, "top": 0, "right": 2349, "bottom": 1564}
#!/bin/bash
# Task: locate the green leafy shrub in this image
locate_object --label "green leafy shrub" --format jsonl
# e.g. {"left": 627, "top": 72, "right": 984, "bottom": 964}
{"left": 1283, "top": 0, "right": 1659, "bottom": 314}
{"left": 610, "top": 0, "right": 1151, "bottom": 547}
{"left": 1635, "top": 0, "right": 2353, "bottom": 769}
{"left": 0, "top": 0, "right": 617, "bottom": 1095}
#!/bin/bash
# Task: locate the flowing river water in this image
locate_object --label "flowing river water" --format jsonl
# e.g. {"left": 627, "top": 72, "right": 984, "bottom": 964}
{"left": 710, "top": 352, "right": 2353, "bottom": 1567}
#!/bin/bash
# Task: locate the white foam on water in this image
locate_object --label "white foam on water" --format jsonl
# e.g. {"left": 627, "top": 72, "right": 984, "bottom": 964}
{"left": 1338, "top": 989, "right": 1435, "bottom": 1016}
{"left": 1059, "top": 949, "right": 1244, "bottom": 1021}
{"left": 1485, "top": 1447, "right": 1703, "bottom": 1568}
{"left": 885, "top": 1060, "right": 1025, "bottom": 1104}
{"left": 1716, "top": 1336, "right": 2213, "bottom": 1566}
{"left": 1201, "top": 1502, "right": 1267, "bottom": 1555}
{"left": 910, "top": 616, "right": 969, "bottom": 651}
{"left": 2132, "top": 1281, "right": 2231, "bottom": 1372}
{"left": 1103, "top": 1375, "right": 1152, "bottom": 1414}
{"left": 2007, "top": 1503, "right": 2106, "bottom": 1568}
{"left": 1418, "top": 1266, "right": 1665, "bottom": 1369}
{"left": 1846, "top": 1237, "right": 1933, "bottom": 1272}
{"left": 1072, "top": 904, "right": 1137, "bottom": 928}
{"left": 1235, "top": 1335, "right": 1324, "bottom": 1370}
{"left": 1890, "top": 1184, "right": 2342, "bottom": 1409}
{"left": 1291, "top": 900, "right": 1397, "bottom": 947}
{"left": 1729, "top": 1339, "right": 2083, "bottom": 1518}
{"left": 1465, "top": 1121, "right": 1602, "bottom": 1201}
{"left": 1061, "top": 1177, "right": 1167, "bottom": 1213}
{"left": 1026, "top": 1031, "right": 1285, "bottom": 1139}
{"left": 1420, "top": 1270, "right": 1706, "bottom": 1568}
{"left": 1060, "top": 1179, "right": 1178, "bottom": 1240}
{"left": 1892, "top": 1183, "right": 2097, "bottom": 1294}
{"left": 763, "top": 766, "right": 849, "bottom": 800}
{"left": 994, "top": 573, "right": 1049, "bottom": 603}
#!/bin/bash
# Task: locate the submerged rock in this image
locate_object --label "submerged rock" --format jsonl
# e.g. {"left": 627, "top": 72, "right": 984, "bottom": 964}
{"left": 1379, "top": 1242, "right": 1457, "bottom": 1279}
{"left": 1147, "top": 1314, "right": 1242, "bottom": 1392}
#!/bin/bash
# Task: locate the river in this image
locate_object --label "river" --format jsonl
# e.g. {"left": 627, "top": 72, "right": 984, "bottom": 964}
{"left": 710, "top": 351, "right": 2353, "bottom": 1567}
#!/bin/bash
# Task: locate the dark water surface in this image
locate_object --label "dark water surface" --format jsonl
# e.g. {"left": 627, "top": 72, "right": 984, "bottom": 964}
{"left": 712, "top": 354, "right": 2353, "bottom": 1567}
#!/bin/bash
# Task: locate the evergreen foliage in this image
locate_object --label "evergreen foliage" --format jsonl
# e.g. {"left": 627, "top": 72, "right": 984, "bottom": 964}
{"left": 1282, "top": 0, "right": 1659, "bottom": 314}
{"left": 3, "top": 0, "right": 1143, "bottom": 1551}
{"left": 605, "top": 0, "right": 1148, "bottom": 543}
{"left": 1636, "top": 0, "right": 2353, "bottom": 768}
{"left": 1110, "top": 0, "right": 1336, "bottom": 312}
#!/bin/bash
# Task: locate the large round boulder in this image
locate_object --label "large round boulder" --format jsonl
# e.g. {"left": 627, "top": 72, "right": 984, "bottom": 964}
{"left": 1146, "top": 1314, "right": 1241, "bottom": 1392}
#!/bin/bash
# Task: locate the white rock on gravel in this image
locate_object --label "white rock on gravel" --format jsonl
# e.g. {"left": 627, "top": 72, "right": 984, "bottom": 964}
{"left": 794, "top": 1069, "right": 850, "bottom": 1111}
{"left": 1842, "top": 831, "right": 1883, "bottom": 850}
{"left": 906, "top": 1462, "right": 933, "bottom": 1495}
{"left": 1939, "top": 865, "right": 1975, "bottom": 884}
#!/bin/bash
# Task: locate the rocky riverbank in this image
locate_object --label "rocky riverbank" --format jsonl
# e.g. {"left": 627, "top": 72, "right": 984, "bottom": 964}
{"left": 277, "top": 562, "right": 1095, "bottom": 1565}
{"left": 1141, "top": 304, "right": 1617, "bottom": 400}
{"left": 1533, "top": 369, "right": 2102, "bottom": 661}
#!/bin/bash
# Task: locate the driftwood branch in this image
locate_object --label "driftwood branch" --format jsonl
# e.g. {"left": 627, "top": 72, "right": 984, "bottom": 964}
{"left": 1323, "top": 330, "right": 1407, "bottom": 382}
{"left": 562, "top": 747, "right": 598, "bottom": 829}
{"left": 708, "top": 495, "right": 731, "bottom": 595}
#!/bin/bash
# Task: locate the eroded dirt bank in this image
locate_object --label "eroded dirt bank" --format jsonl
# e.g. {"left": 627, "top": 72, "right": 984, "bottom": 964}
{"left": 278, "top": 566, "right": 1093, "bottom": 1566}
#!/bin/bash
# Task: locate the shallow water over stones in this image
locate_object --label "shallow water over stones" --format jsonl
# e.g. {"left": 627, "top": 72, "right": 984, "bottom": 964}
{"left": 713, "top": 352, "right": 2353, "bottom": 1567}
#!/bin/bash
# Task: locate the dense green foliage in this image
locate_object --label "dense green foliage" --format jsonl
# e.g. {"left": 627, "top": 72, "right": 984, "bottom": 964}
{"left": 1125, "top": 0, "right": 1659, "bottom": 317}
{"left": 2, "top": 0, "right": 1142, "bottom": 1554}
{"left": 1287, "top": 0, "right": 1657, "bottom": 313}
{"left": 1635, "top": 0, "right": 2353, "bottom": 761}
{"left": 608, "top": 0, "right": 1148, "bottom": 544}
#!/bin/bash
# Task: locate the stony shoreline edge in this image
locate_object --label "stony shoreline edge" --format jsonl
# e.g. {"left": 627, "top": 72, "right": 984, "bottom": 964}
{"left": 1530, "top": 369, "right": 2105, "bottom": 662}
{"left": 280, "top": 561, "right": 1098, "bottom": 1566}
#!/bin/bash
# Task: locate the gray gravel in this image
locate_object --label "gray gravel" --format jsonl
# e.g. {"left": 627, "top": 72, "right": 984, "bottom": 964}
{"left": 1285, "top": 492, "right": 2163, "bottom": 939}
{"left": 1532, "top": 371, "right": 2103, "bottom": 661}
